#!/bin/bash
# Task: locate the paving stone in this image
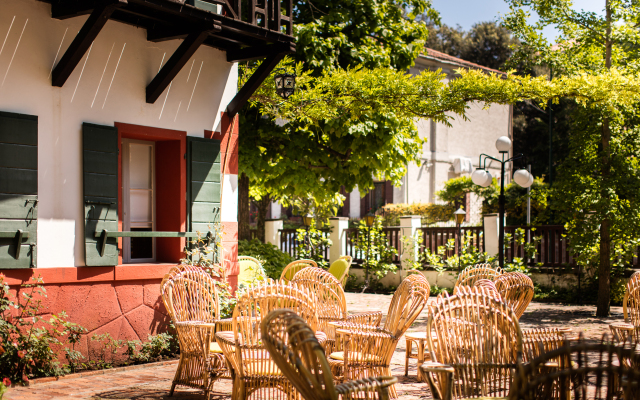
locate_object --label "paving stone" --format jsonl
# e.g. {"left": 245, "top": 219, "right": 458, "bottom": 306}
{"left": 5, "top": 295, "right": 626, "bottom": 400}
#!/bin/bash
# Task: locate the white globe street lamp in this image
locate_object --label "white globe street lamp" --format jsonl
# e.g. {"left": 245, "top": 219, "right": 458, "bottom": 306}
{"left": 471, "top": 137, "right": 534, "bottom": 268}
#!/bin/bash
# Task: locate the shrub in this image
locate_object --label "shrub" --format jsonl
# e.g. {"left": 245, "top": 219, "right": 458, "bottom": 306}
{"left": 0, "top": 275, "right": 86, "bottom": 384}
{"left": 125, "top": 332, "right": 178, "bottom": 364}
{"left": 350, "top": 217, "right": 398, "bottom": 290}
{"left": 295, "top": 220, "right": 332, "bottom": 268}
{"left": 376, "top": 203, "right": 454, "bottom": 226}
{"left": 238, "top": 239, "right": 293, "bottom": 279}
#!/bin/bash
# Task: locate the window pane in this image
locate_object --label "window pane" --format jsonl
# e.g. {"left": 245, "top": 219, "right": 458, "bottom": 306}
{"left": 130, "top": 190, "right": 152, "bottom": 223}
{"left": 130, "top": 228, "right": 153, "bottom": 259}
{"left": 129, "top": 143, "right": 152, "bottom": 189}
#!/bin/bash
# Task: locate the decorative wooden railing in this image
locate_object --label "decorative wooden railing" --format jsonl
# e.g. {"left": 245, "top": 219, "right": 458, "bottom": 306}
{"left": 418, "top": 225, "right": 575, "bottom": 272}
{"left": 343, "top": 227, "right": 402, "bottom": 266}
{"left": 194, "top": 0, "right": 293, "bottom": 34}
{"left": 279, "top": 228, "right": 330, "bottom": 261}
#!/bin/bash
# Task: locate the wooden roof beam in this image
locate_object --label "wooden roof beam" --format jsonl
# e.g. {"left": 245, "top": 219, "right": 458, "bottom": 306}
{"left": 52, "top": 0, "right": 127, "bottom": 87}
{"left": 146, "top": 30, "right": 213, "bottom": 103}
{"left": 226, "top": 52, "right": 286, "bottom": 117}
{"left": 227, "top": 42, "right": 295, "bottom": 62}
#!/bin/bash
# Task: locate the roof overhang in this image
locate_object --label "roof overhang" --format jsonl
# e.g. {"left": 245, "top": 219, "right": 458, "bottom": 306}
{"left": 40, "top": 0, "right": 296, "bottom": 114}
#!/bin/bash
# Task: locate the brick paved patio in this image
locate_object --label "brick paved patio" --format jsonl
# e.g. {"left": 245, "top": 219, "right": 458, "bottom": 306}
{"left": 5, "top": 293, "right": 625, "bottom": 400}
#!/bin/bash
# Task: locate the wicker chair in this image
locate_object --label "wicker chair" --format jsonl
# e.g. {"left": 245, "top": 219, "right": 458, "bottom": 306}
{"left": 328, "top": 274, "right": 430, "bottom": 398}
{"left": 454, "top": 279, "right": 502, "bottom": 299}
{"left": 327, "top": 255, "right": 353, "bottom": 286}
{"left": 509, "top": 337, "right": 640, "bottom": 400}
{"left": 454, "top": 263, "right": 503, "bottom": 289}
{"left": 421, "top": 286, "right": 522, "bottom": 400}
{"left": 291, "top": 267, "right": 383, "bottom": 353}
{"left": 521, "top": 327, "right": 576, "bottom": 363}
{"left": 280, "top": 259, "right": 319, "bottom": 283}
{"left": 610, "top": 271, "right": 640, "bottom": 345}
{"left": 494, "top": 272, "right": 535, "bottom": 319}
{"left": 215, "top": 279, "right": 321, "bottom": 400}
{"left": 160, "top": 265, "right": 231, "bottom": 397}
{"left": 238, "top": 255, "right": 267, "bottom": 287}
{"left": 262, "top": 309, "right": 398, "bottom": 400}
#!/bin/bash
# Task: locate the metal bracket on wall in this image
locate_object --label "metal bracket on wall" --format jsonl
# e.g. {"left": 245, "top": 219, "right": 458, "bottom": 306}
{"left": 85, "top": 200, "right": 114, "bottom": 220}
{"left": 0, "top": 230, "right": 30, "bottom": 259}
{"left": 95, "top": 229, "right": 212, "bottom": 256}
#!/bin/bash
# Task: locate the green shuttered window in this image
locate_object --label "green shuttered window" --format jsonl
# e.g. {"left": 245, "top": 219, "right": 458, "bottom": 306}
{"left": 187, "top": 137, "right": 221, "bottom": 258}
{"left": 83, "top": 123, "right": 119, "bottom": 266}
{"left": 0, "top": 111, "right": 38, "bottom": 268}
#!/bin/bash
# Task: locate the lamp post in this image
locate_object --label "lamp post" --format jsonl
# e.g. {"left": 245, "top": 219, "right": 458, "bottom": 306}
{"left": 471, "top": 136, "right": 534, "bottom": 268}
{"left": 454, "top": 208, "right": 466, "bottom": 272}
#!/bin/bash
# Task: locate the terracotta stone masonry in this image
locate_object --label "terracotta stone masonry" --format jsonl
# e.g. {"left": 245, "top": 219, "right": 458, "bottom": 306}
{"left": 4, "top": 294, "right": 626, "bottom": 400}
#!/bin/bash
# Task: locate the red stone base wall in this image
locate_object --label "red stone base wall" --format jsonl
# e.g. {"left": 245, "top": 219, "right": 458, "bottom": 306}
{"left": 1, "top": 265, "right": 238, "bottom": 362}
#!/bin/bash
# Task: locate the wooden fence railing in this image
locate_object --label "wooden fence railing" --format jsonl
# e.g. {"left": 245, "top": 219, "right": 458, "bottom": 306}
{"left": 343, "top": 227, "right": 402, "bottom": 266}
{"left": 279, "top": 228, "right": 330, "bottom": 261}
{"left": 419, "top": 225, "right": 575, "bottom": 271}
{"left": 272, "top": 224, "right": 638, "bottom": 272}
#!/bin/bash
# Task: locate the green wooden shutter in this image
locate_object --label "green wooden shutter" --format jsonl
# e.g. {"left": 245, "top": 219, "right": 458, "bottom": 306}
{"left": 187, "top": 137, "right": 221, "bottom": 258}
{"left": 0, "top": 111, "right": 38, "bottom": 269}
{"left": 83, "top": 123, "right": 119, "bottom": 266}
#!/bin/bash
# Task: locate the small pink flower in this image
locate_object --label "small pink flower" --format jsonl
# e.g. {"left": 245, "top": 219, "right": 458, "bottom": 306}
{"left": 2, "top": 378, "right": 11, "bottom": 386}
{"left": 17, "top": 350, "right": 25, "bottom": 358}
{"left": 22, "top": 375, "right": 28, "bottom": 382}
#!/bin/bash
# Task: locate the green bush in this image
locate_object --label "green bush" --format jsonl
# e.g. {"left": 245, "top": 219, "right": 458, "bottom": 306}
{"left": 238, "top": 239, "right": 293, "bottom": 279}
{"left": 0, "top": 275, "right": 85, "bottom": 384}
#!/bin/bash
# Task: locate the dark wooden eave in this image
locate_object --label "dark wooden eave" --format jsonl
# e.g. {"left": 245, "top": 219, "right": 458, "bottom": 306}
{"left": 44, "top": 0, "right": 296, "bottom": 107}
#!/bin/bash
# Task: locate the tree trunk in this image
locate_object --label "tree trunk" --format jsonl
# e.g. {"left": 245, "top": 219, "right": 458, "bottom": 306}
{"left": 596, "top": 1, "right": 612, "bottom": 317}
{"left": 256, "top": 194, "right": 271, "bottom": 243}
{"left": 238, "top": 173, "right": 251, "bottom": 241}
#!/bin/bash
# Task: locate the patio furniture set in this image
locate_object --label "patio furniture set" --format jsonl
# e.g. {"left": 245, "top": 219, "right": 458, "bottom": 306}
{"left": 160, "top": 258, "right": 640, "bottom": 400}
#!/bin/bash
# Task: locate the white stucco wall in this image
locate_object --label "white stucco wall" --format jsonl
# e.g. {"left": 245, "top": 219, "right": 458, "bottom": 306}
{"left": 0, "top": 0, "right": 237, "bottom": 267}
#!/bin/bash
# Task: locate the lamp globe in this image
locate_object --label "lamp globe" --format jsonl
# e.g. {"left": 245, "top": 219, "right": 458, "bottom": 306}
{"left": 495, "top": 136, "right": 512, "bottom": 153}
{"left": 472, "top": 169, "right": 488, "bottom": 186}
{"left": 513, "top": 169, "right": 534, "bottom": 188}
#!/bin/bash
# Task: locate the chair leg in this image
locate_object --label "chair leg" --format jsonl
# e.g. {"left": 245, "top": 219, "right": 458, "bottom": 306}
{"left": 405, "top": 338, "right": 412, "bottom": 376}
{"left": 416, "top": 339, "right": 425, "bottom": 382}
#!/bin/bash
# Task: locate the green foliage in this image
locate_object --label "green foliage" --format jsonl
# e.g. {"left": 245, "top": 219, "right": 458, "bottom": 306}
{"left": 481, "top": 177, "right": 551, "bottom": 225}
{"left": 350, "top": 217, "right": 398, "bottom": 287}
{"left": 88, "top": 333, "right": 121, "bottom": 370}
{"left": 182, "top": 228, "right": 237, "bottom": 319}
{"left": 0, "top": 275, "right": 85, "bottom": 384}
{"left": 240, "top": 0, "right": 438, "bottom": 212}
{"left": 377, "top": 202, "right": 454, "bottom": 226}
{"left": 125, "top": 333, "right": 178, "bottom": 364}
{"left": 295, "top": 220, "right": 332, "bottom": 268}
{"left": 238, "top": 239, "right": 294, "bottom": 280}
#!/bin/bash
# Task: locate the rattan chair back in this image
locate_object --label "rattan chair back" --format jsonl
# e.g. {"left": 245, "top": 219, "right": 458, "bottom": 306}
{"left": 521, "top": 327, "right": 574, "bottom": 363}
{"left": 495, "top": 272, "right": 535, "bottom": 319}
{"left": 237, "top": 255, "right": 266, "bottom": 287}
{"left": 280, "top": 259, "right": 319, "bottom": 283}
{"left": 161, "top": 264, "right": 220, "bottom": 323}
{"left": 262, "top": 309, "right": 397, "bottom": 400}
{"left": 384, "top": 273, "right": 431, "bottom": 337}
{"left": 454, "top": 263, "right": 503, "bottom": 289}
{"left": 624, "top": 271, "right": 640, "bottom": 326}
{"left": 426, "top": 286, "right": 522, "bottom": 399}
{"left": 291, "top": 267, "right": 347, "bottom": 339}
{"left": 509, "top": 337, "right": 640, "bottom": 400}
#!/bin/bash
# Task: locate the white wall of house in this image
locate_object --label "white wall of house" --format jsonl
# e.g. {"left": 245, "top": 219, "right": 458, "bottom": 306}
{"left": 396, "top": 55, "right": 513, "bottom": 224}
{"left": 0, "top": 0, "right": 237, "bottom": 267}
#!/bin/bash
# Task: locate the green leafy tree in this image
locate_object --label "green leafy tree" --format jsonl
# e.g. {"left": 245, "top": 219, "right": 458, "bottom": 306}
{"left": 503, "top": 0, "right": 640, "bottom": 315}
{"left": 238, "top": 0, "right": 440, "bottom": 241}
